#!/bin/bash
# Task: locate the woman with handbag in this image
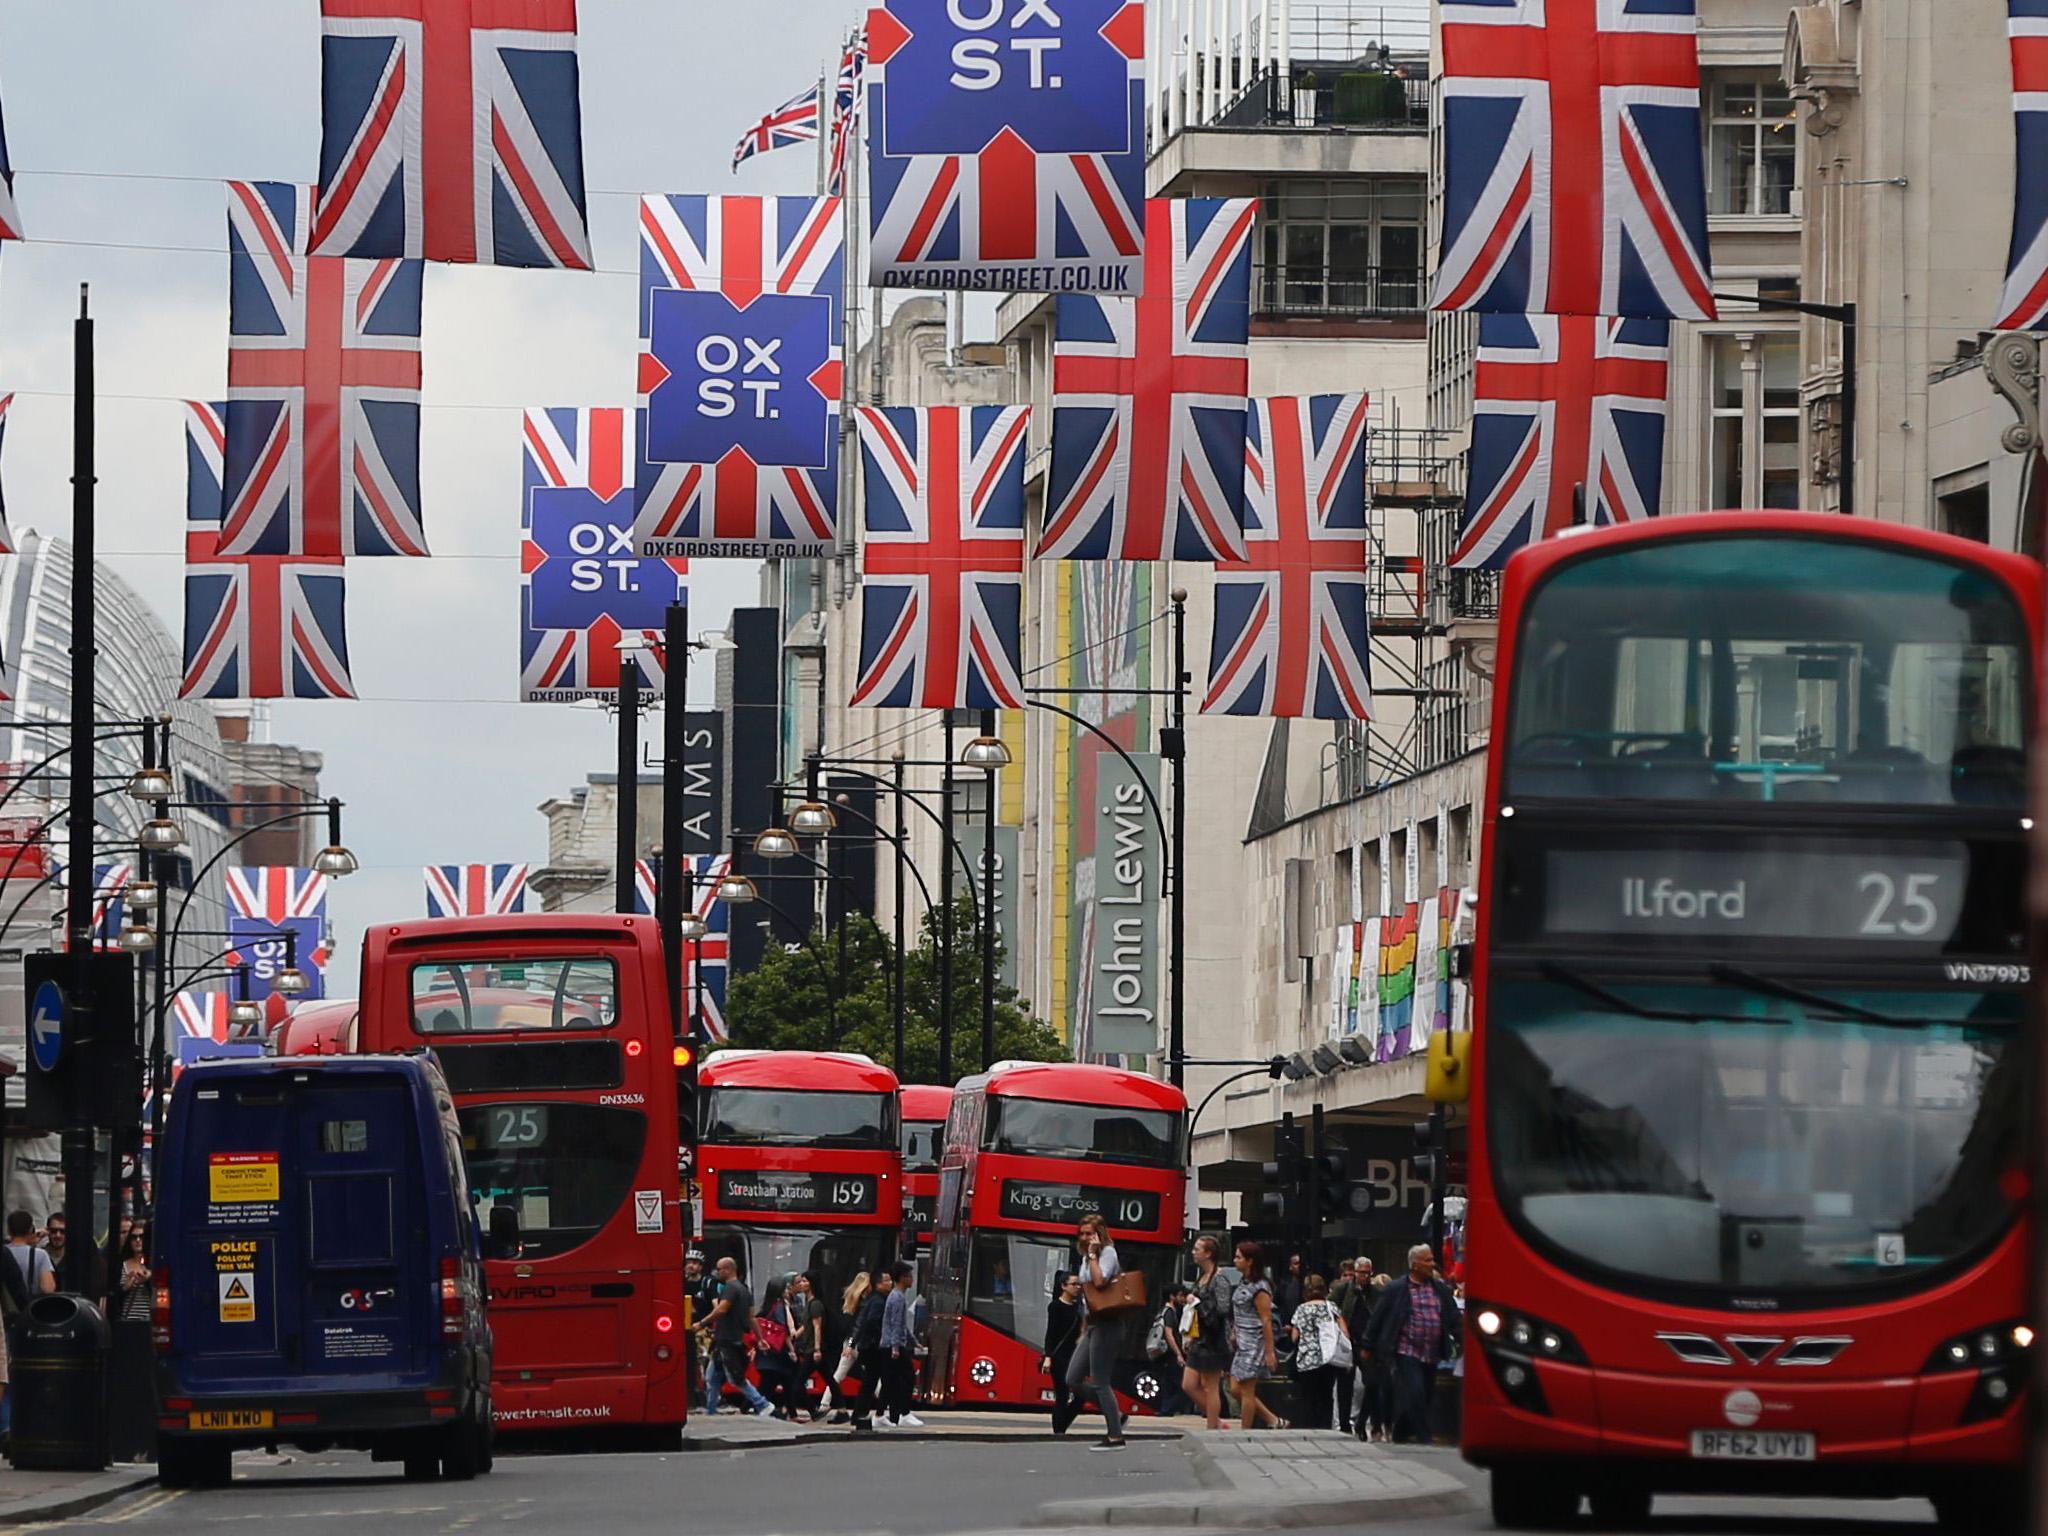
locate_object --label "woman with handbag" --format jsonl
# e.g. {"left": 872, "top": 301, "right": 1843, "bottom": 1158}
{"left": 1061, "top": 1214, "right": 1133, "bottom": 1449}
{"left": 1179, "top": 1234, "right": 1233, "bottom": 1429}
{"left": 1040, "top": 1272, "right": 1086, "bottom": 1435}
{"left": 1287, "top": 1275, "right": 1348, "bottom": 1430}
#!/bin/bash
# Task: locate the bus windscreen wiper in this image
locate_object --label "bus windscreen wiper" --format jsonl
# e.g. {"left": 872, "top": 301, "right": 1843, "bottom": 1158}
{"left": 1537, "top": 962, "right": 1734, "bottom": 1024}
{"left": 1707, "top": 963, "right": 1918, "bottom": 1029}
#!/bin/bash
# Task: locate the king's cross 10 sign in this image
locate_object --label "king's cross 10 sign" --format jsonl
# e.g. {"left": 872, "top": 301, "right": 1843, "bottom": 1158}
{"left": 865, "top": 0, "right": 1148, "bottom": 295}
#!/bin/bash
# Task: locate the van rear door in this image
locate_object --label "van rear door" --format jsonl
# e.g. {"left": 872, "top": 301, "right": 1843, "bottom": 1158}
{"left": 174, "top": 1076, "right": 299, "bottom": 1385}
{"left": 296, "top": 1075, "right": 434, "bottom": 1382}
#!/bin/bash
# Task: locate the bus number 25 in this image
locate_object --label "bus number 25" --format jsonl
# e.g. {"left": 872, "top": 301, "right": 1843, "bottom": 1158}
{"left": 1858, "top": 872, "right": 1940, "bottom": 938}
{"left": 489, "top": 1107, "right": 545, "bottom": 1147}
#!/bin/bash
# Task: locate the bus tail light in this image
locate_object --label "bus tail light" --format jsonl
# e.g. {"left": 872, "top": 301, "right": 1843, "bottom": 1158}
{"left": 1470, "top": 1301, "right": 1585, "bottom": 1417}
{"left": 654, "top": 1311, "right": 676, "bottom": 1335}
{"left": 152, "top": 1267, "right": 172, "bottom": 1352}
{"left": 440, "top": 1257, "right": 463, "bottom": 1338}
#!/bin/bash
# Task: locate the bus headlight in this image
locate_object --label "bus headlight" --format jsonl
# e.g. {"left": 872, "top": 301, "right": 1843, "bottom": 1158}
{"left": 1923, "top": 1320, "right": 2032, "bottom": 1426}
{"left": 1468, "top": 1301, "right": 1587, "bottom": 1419}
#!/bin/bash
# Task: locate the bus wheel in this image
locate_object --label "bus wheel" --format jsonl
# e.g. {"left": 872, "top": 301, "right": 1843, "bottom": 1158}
{"left": 1932, "top": 1479, "right": 2022, "bottom": 1534}
{"left": 402, "top": 1449, "right": 440, "bottom": 1482}
{"left": 1587, "top": 1486, "right": 1651, "bottom": 1527}
{"left": 1489, "top": 1467, "right": 1579, "bottom": 1529}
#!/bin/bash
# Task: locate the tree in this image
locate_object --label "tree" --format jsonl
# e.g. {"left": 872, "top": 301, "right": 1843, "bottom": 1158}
{"left": 726, "top": 896, "right": 1066, "bottom": 1083}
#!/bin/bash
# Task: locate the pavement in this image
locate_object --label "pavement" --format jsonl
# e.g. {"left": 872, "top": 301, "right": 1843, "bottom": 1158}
{"left": 0, "top": 1464, "right": 156, "bottom": 1525}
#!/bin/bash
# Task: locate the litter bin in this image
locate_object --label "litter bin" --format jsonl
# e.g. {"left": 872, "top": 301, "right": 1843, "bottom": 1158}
{"left": 7, "top": 1293, "right": 111, "bottom": 1471}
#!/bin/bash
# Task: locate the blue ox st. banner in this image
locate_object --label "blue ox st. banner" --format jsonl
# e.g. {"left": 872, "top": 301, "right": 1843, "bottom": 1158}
{"left": 1091, "top": 751, "right": 1160, "bottom": 1059}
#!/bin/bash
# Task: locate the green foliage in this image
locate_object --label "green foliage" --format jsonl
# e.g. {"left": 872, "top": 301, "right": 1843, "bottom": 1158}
{"left": 1334, "top": 71, "right": 1406, "bottom": 123}
{"left": 726, "top": 896, "right": 1067, "bottom": 1084}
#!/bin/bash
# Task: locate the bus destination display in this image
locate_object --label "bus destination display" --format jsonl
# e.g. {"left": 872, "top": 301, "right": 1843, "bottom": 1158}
{"left": 715, "top": 1170, "right": 878, "bottom": 1216}
{"left": 1542, "top": 844, "right": 1970, "bottom": 944}
{"left": 998, "top": 1180, "right": 1161, "bottom": 1230}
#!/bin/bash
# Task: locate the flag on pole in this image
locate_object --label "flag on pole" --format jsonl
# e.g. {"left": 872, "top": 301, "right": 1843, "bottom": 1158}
{"left": 1040, "top": 198, "right": 1256, "bottom": 562}
{"left": 174, "top": 992, "right": 232, "bottom": 1045}
{"left": 631, "top": 858, "right": 660, "bottom": 916}
{"left": 0, "top": 83, "right": 21, "bottom": 241}
{"left": 424, "top": 863, "right": 529, "bottom": 917}
{"left": 1203, "top": 393, "right": 1373, "bottom": 721}
{"left": 522, "top": 407, "right": 687, "bottom": 703}
{"left": 734, "top": 81, "right": 822, "bottom": 171}
{"left": 827, "top": 30, "right": 866, "bottom": 198}
{"left": 1434, "top": 0, "right": 1714, "bottom": 321}
{"left": 679, "top": 853, "right": 732, "bottom": 1042}
{"left": 633, "top": 195, "right": 844, "bottom": 558}
{"left": 225, "top": 867, "right": 332, "bottom": 1005}
{"left": 223, "top": 182, "right": 426, "bottom": 558}
{"left": 1454, "top": 313, "right": 1670, "bottom": 569}
{"left": 181, "top": 402, "right": 357, "bottom": 701}
{"left": 1999, "top": 1, "right": 2048, "bottom": 328}
{"left": 313, "top": 0, "right": 592, "bottom": 268}
{"left": 853, "top": 405, "right": 1029, "bottom": 711}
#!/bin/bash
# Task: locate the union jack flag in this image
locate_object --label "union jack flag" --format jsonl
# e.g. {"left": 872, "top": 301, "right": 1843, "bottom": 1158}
{"left": 1454, "top": 314, "right": 1670, "bottom": 569}
{"left": 425, "top": 863, "right": 529, "bottom": 918}
{"left": 734, "top": 81, "right": 821, "bottom": 171}
{"left": 313, "top": 0, "right": 592, "bottom": 269}
{"left": 679, "top": 852, "right": 732, "bottom": 1043}
{"left": 174, "top": 992, "right": 233, "bottom": 1045}
{"left": 0, "top": 85, "right": 21, "bottom": 240}
{"left": 853, "top": 405, "right": 1029, "bottom": 711}
{"left": 181, "top": 402, "right": 356, "bottom": 701}
{"left": 224, "top": 182, "right": 426, "bottom": 558}
{"left": 522, "top": 407, "right": 687, "bottom": 703}
{"left": 1434, "top": 0, "right": 1715, "bottom": 322}
{"left": 633, "top": 195, "right": 844, "bottom": 558}
{"left": 0, "top": 392, "right": 17, "bottom": 555}
{"left": 631, "top": 858, "right": 660, "bottom": 916}
{"left": 90, "top": 862, "right": 132, "bottom": 947}
{"left": 1203, "top": 394, "right": 1373, "bottom": 721}
{"left": 227, "top": 866, "right": 330, "bottom": 924}
{"left": 864, "top": 0, "right": 1146, "bottom": 292}
{"left": 1040, "top": 198, "right": 1256, "bottom": 561}
{"left": 828, "top": 31, "right": 866, "bottom": 199}
{"left": 1999, "top": 1, "right": 2048, "bottom": 328}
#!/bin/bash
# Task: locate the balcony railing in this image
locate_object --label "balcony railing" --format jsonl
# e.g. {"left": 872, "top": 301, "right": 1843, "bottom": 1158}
{"left": 1254, "top": 262, "right": 1424, "bottom": 320}
{"left": 1214, "top": 65, "right": 1429, "bottom": 132}
{"left": 1420, "top": 502, "right": 1502, "bottom": 625}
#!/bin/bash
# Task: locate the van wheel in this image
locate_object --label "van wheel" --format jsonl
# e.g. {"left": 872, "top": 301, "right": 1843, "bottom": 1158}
{"left": 402, "top": 1450, "right": 439, "bottom": 1482}
{"left": 476, "top": 1398, "right": 495, "bottom": 1475}
{"left": 440, "top": 1405, "right": 486, "bottom": 1482}
{"left": 1490, "top": 1467, "right": 1579, "bottom": 1529}
{"left": 156, "top": 1438, "right": 196, "bottom": 1490}
{"left": 1587, "top": 1486, "right": 1652, "bottom": 1527}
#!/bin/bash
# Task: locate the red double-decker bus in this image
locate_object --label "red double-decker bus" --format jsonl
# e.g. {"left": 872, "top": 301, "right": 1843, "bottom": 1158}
{"left": 1452, "top": 514, "right": 2035, "bottom": 1530}
{"left": 900, "top": 1083, "right": 953, "bottom": 1257}
{"left": 351, "top": 916, "right": 688, "bottom": 1443}
{"left": 927, "top": 1062, "right": 1186, "bottom": 1412}
{"left": 696, "top": 1050, "right": 903, "bottom": 1300}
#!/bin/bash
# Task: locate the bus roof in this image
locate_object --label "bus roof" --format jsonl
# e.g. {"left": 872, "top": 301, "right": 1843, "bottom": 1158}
{"left": 1507, "top": 510, "right": 2044, "bottom": 613}
{"left": 367, "top": 913, "right": 662, "bottom": 956}
{"left": 975, "top": 1061, "right": 1185, "bottom": 1113}
{"left": 701, "top": 1049, "right": 901, "bottom": 1094}
{"left": 899, "top": 1082, "right": 954, "bottom": 1121}
{"left": 269, "top": 999, "right": 359, "bottom": 1056}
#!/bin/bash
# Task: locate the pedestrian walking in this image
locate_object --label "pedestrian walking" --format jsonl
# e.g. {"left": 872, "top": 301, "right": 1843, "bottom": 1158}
{"left": 848, "top": 1267, "right": 895, "bottom": 1432}
{"left": 7, "top": 1212, "right": 55, "bottom": 1301}
{"left": 1179, "top": 1234, "right": 1233, "bottom": 1429}
{"left": 1150, "top": 1282, "right": 1195, "bottom": 1416}
{"left": 880, "top": 1261, "right": 924, "bottom": 1427}
{"left": 1328, "top": 1257, "right": 1370, "bottom": 1436}
{"left": 1360, "top": 1244, "right": 1460, "bottom": 1445}
{"left": 1274, "top": 1251, "right": 1305, "bottom": 1317}
{"left": 1228, "top": 1241, "right": 1286, "bottom": 1431}
{"left": 1287, "top": 1275, "right": 1350, "bottom": 1430}
{"left": 1358, "top": 1271, "right": 1393, "bottom": 1440}
{"left": 1059, "top": 1213, "right": 1130, "bottom": 1450}
{"left": 825, "top": 1271, "right": 870, "bottom": 1423}
{"left": 752, "top": 1276, "right": 799, "bottom": 1417}
{"left": 694, "top": 1257, "right": 775, "bottom": 1417}
{"left": 790, "top": 1272, "right": 825, "bottom": 1421}
{"left": 110, "top": 1225, "right": 156, "bottom": 1461}
{"left": 1041, "top": 1272, "right": 1086, "bottom": 1434}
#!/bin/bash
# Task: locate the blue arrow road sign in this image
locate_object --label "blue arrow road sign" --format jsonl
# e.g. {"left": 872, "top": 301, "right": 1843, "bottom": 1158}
{"left": 28, "top": 980, "right": 63, "bottom": 1074}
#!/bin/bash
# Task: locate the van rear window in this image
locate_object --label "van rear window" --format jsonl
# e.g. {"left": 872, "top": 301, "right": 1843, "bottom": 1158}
{"left": 412, "top": 957, "right": 619, "bottom": 1035}
{"left": 320, "top": 1120, "right": 369, "bottom": 1154}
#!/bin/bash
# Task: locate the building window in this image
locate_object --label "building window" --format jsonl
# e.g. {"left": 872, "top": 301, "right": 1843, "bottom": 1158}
{"left": 1710, "top": 334, "right": 1801, "bottom": 510}
{"left": 1937, "top": 481, "right": 1991, "bottom": 544}
{"left": 1708, "top": 74, "right": 1797, "bottom": 216}
{"left": 1257, "top": 178, "right": 1425, "bottom": 318}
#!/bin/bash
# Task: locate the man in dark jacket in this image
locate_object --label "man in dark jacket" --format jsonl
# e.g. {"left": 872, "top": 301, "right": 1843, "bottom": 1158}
{"left": 848, "top": 1268, "right": 894, "bottom": 1432}
{"left": 1360, "top": 1244, "right": 1460, "bottom": 1445}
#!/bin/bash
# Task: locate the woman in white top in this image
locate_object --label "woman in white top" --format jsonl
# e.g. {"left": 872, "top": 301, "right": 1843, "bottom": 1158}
{"left": 1053, "top": 1213, "right": 1126, "bottom": 1449}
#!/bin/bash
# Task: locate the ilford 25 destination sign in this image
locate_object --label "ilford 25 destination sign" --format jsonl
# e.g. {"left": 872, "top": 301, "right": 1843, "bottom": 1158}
{"left": 717, "top": 1170, "right": 878, "bottom": 1216}
{"left": 1000, "top": 1180, "right": 1160, "bottom": 1230}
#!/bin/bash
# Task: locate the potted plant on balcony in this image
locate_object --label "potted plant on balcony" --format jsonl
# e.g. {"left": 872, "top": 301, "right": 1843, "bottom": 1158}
{"left": 1335, "top": 70, "right": 1407, "bottom": 125}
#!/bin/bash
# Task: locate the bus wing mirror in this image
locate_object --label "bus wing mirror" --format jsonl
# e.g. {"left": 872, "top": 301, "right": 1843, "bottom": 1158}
{"left": 488, "top": 1203, "right": 522, "bottom": 1257}
{"left": 1424, "top": 1030, "right": 1473, "bottom": 1106}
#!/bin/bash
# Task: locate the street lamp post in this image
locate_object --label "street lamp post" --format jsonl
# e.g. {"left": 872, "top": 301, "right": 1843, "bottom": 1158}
{"left": 61, "top": 285, "right": 99, "bottom": 1298}
{"left": 938, "top": 715, "right": 955, "bottom": 1082}
{"left": 616, "top": 653, "right": 641, "bottom": 915}
{"left": 826, "top": 788, "right": 943, "bottom": 1077}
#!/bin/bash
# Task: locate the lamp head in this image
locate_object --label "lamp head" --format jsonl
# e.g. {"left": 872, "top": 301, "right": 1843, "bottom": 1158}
{"left": 753, "top": 827, "right": 799, "bottom": 860}
{"left": 1311, "top": 1043, "right": 1344, "bottom": 1076}
{"left": 312, "top": 844, "right": 359, "bottom": 878}
{"left": 677, "top": 911, "right": 709, "bottom": 942}
{"left": 228, "top": 998, "right": 264, "bottom": 1032}
{"left": 116, "top": 923, "right": 157, "bottom": 954}
{"left": 138, "top": 817, "right": 185, "bottom": 853}
{"left": 960, "top": 734, "right": 1012, "bottom": 770}
{"left": 274, "top": 965, "right": 310, "bottom": 997}
{"left": 124, "top": 766, "right": 175, "bottom": 803}
{"left": 125, "top": 880, "right": 159, "bottom": 916}
{"left": 788, "top": 800, "right": 837, "bottom": 836}
{"left": 717, "top": 872, "right": 759, "bottom": 905}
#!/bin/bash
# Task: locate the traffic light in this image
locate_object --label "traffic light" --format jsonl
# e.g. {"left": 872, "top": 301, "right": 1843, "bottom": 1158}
{"left": 1256, "top": 1116, "right": 1308, "bottom": 1233}
{"left": 1312, "top": 1151, "right": 1349, "bottom": 1221}
{"left": 674, "top": 1038, "right": 699, "bottom": 1151}
{"left": 1412, "top": 1118, "right": 1443, "bottom": 1184}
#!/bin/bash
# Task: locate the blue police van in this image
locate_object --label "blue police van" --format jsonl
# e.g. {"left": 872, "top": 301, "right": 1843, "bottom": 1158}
{"left": 152, "top": 1054, "right": 493, "bottom": 1487}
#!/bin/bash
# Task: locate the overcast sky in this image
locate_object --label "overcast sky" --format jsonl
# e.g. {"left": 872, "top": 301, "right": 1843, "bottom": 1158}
{"left": 0, "top": 1, "right": 867, "bottom": 984}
